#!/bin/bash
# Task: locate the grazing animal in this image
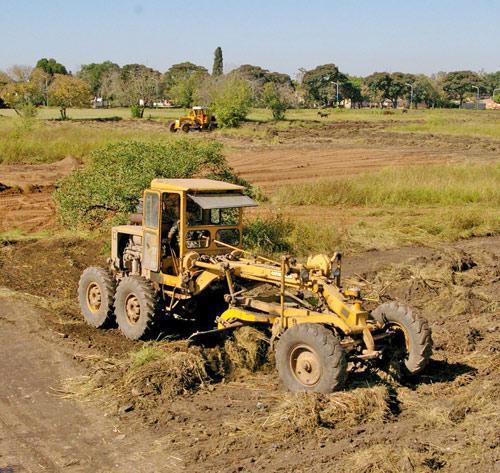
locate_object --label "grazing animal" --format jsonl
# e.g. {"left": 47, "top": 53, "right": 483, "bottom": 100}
{"left": 317, "top": 111, "right": 329, "bottom": 118}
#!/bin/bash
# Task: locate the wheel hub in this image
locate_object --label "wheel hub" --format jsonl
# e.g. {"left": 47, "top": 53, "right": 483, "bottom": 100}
{"left": 86, "top": 283, "right": 102, "bottom": 313}
{"left": 125, "top": 294, "right": 141, "bottom": 324}
{"left": 289, "top": 345, "right": 321, "bottom": 387}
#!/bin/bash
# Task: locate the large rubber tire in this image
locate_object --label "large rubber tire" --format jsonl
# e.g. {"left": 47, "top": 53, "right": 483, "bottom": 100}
{"left": 114, "top": 276, "right": 159, "bottom": 340}
{"left": 168, "top": 121, "right": 177, "bottom": 133}
{"left": 276, "top": 323, "right": 347, "bottom": 393}
{"left": 371, "top": 302, "right": 432, "bottom": 375}
{"left": 180, "top": 122, "right": 190, "bottom": 133}
{"left": 78, "top": 267, "right": 115, "bottom": 328}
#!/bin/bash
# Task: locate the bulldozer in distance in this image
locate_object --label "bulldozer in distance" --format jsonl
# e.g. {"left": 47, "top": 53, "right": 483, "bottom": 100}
{"left": 79, "top": 178, "right": 432, "bottom": 393}
{"left": 168, "top": 106, "right": 217, "bottom": 133}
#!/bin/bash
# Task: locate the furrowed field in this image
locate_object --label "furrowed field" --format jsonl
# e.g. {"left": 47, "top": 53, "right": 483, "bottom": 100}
{"left": 0, "top": 107, "right": 499, "bottom": 472}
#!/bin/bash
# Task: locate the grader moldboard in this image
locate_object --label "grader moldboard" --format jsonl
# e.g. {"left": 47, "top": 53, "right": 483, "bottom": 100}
{"left": 79, "top": 178, "right": 432, "bottom": 393}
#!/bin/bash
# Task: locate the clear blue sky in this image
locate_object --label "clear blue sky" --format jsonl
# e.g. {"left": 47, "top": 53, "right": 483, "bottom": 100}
{"left": 1, "top": 0, "right": 499, "bottom": 77}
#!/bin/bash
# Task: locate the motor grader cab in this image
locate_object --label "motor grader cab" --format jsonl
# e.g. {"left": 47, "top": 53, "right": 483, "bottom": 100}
{"left": 111, "top": 178, "right": 257, "bottom": 282}
{"left": 79, "top": 178, "right": 432, "bottom": 393}
{"left": 169, "top": 106, "right": 217, "bottom": 133}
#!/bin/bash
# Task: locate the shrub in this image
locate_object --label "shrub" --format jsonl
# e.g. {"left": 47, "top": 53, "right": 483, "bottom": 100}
{"left": 243, "top": 214, "right": 293, "bottom": 254}
{"left": 262, "top": 82, "right": 291, "bottom": 120}
{"left": 211, "top": 76, "right": 252, "bottom": 128}
{"left": 130, "top": 104, "right": 143, "bottom": 118}
{"left": 54, "top": 140, "right": 243, "bottom": 228}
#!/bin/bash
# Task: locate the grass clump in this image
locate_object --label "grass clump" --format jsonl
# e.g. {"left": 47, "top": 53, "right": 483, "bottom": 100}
{"left": 275, "top": 163, "right": 500, "bottom": 207}
{"left": 223, "top": 326, "right": 270, "bottom": 374}
{"left": 261, "top": 385, "right": 391, "bottom": 438}
{"left": 243, "top": 213, "right": 293, "bottom": 254}
{"left": 54, "top": 139, "right": 245, "bottom": 228}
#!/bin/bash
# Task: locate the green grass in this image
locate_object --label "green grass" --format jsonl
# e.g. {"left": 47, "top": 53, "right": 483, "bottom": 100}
{"left": 130, "top": 343, "right": 167, "bottom": 369}
{"left": 393, "top": 110, "right": 500, "bottom": 139}
{"left": 274, "top": 163, "right": 500, "bottom": 207}
{"left": 0, "top": 107, "right": 498, "bottom": 164}
{"left": 0, "top": 229, "right": 50, "bottom": 243}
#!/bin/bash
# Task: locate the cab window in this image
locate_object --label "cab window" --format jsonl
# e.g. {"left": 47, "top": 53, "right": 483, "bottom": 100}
{"left": 144, "top": 192, "right": 159, "bottom": 228}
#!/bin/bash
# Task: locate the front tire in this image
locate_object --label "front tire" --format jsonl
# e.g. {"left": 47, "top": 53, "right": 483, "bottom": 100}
{"left": 371, "top": 302, "right": 432, "bottom": 375}
{"left": 114, "top": 276, "right": 159, "bottom": 340}
{"left": 78, "top": 267, "right": 115, "bottom": 328}
{"left": 168, "top": 121, "right": 177, "bottom": 133}
{"left": 180, "top": 122, "right": 190, "bottom": 133}
{"left": 276, "top": 323, "right": 347, "bottom": 393}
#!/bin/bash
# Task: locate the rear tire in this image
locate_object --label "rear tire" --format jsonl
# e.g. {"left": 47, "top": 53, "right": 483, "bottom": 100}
{"left": 371, "top": 302, "right": 432, "bottom": 375}
{"left": 180, "top": 122, "right": 190, "bottom": 133}
{"left": 78, "top": 267, "right": 115, "bottom": 328}
{"left": 276, "top": 323, "right": 347, "bottom": 393}
{"left": 114, "top": 276, "right": 159, "bottom": 340}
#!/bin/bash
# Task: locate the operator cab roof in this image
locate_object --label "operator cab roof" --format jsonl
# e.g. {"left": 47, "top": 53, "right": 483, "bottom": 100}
{"left": 151, "top": 178, "right": 245, "bottom": 193}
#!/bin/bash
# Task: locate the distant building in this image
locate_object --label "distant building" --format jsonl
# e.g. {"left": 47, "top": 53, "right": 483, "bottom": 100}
{"left": 483, "top": 99, "right": 500, "bottom": 110}
{"left": 92, "top": 97, "right": 109, "bottom": 108}
{"left": 152, "top": 100, "right": 174, "bottom": 108}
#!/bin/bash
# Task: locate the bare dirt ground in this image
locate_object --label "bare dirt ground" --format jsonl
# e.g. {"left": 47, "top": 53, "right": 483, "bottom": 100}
{"left": 0, "top": 119, "right": 498, "bottom": 472}
{"left": 0, "top": 235, "right": 498, "bottom": 472}
{"left": 0, "top": 157, "right": 79, "bottom": 233}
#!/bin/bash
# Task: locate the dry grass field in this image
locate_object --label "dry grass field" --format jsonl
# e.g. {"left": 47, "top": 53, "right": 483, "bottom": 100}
{"left": 0, "top": 107, "right": 499, "bottom": 472}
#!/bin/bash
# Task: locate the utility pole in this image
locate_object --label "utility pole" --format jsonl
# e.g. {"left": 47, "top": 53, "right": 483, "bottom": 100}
{"left": 335, "top": 81, "right": 340, "bottom": 107}
{"left": 405, "top": 82, "right": 414, "bottom": 109}
{"left": 471, "top": 85, "right": 480, "bottom": 110}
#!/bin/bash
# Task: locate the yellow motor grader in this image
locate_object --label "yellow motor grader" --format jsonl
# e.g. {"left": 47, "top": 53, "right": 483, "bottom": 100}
{"left": 168, "top": 106, "right": 217, "bottom": 133}
{"left": 79, "top": 178, "right": 432, "bottom": 392}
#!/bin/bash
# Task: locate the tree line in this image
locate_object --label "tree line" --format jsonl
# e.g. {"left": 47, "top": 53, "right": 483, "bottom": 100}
{"left": 1, "top": 49, "right": 499, "bottom": 125}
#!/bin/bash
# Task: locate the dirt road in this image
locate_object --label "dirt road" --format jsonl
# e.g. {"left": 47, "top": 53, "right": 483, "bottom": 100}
{"left": 0, "top": 292, "right": 187, "bottom": 473}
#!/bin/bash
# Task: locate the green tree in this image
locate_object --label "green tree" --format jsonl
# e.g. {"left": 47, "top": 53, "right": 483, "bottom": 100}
{"left": 29, "top": 68, "right": 51, "bottom": 105}
{"left": 480, "top": 71, "right": 500, "bottom": 96}
{"left": 0, "top": 81, "right": 39, "bottom": 116}
{"left": 169, "top": 71, "right": 207, "bottom": 108}
{"left": 229, "top": 65, "right": 292, "bottom": 103}
{"left": 262, "top": 82, "right": 291, "bottom": 120}
{"left": 49, "top": 74, "right": 91, "bottom": 119}
{"left": 36, "top": 58, "right": 68, "bottom": 75}
{"left": 54, "top": 140, "right": 243, "bottom": 227}
{"left": 302, "top": 64, "right": 347, "bottom": 107}
{"left": 210, "top": 76, "right": 252, "bottom": 127}
{"left": 442, "top": 71, "right": 482, "bottom": 107}
{"left": 162, "top": 62, "right": 208, "bottom": 98}
{"left": 117, "top": 64, "right": 162, "bottom": 117}
{"left": 364, "top": 72, "right": 412, "bottom": 108}
{"left": 77, "top": 61, "right": 120, "bottom": 96}
{"left": 0, "top": 67, "right": 44, "bottom": 116}
{"left": 212, "top": 47, "right": 223, "bottom": 76}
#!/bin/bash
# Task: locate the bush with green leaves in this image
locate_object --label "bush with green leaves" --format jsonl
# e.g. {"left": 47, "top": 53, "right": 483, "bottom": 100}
{"left": 261, "top": 82, "right": 289, "bottom": 120}
{"left": 211, "top": 76, "right": 252, "bottom": 128}
{"left": 130, "top": 104, "right": 143, "bottom": 118}
{"left": 54, "top": 140, "right": 244, "bottom": 228}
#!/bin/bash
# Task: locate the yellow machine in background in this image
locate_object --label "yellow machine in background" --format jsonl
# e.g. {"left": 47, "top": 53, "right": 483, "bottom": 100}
{"left": 78, "top": 179, "right": 432, "bottom": 393}
{"left": 169, "top": 106, "right": 217, "bottom": 133}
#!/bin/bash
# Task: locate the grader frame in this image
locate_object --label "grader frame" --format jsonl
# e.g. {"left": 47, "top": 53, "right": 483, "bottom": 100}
{"left": 79, "top": 178, "right": 432, "bottom": 392}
